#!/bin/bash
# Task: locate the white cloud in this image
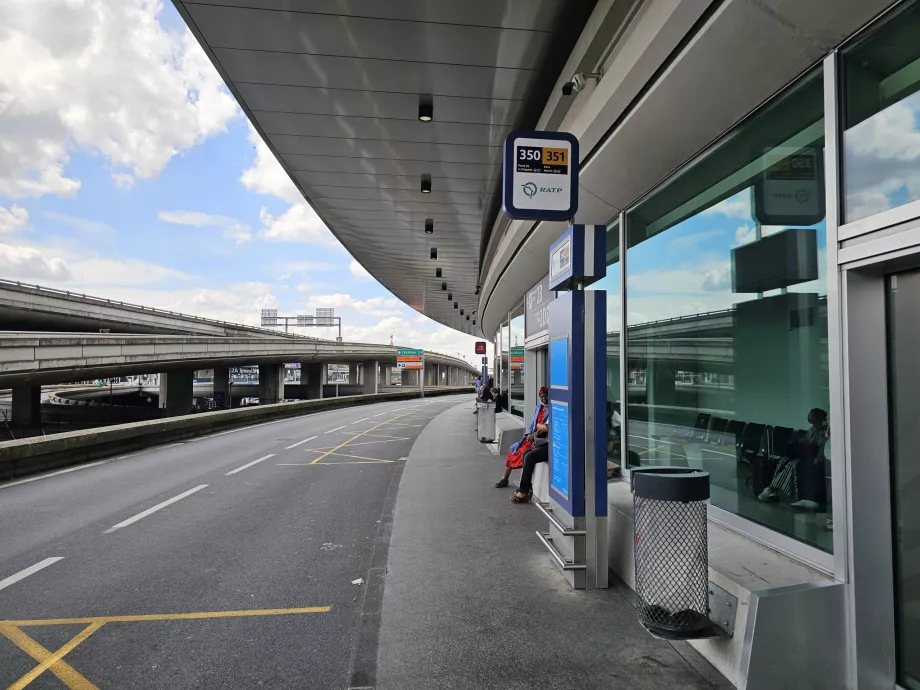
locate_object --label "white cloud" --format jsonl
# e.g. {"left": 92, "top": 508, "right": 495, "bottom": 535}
{"left": 0, "top": 242, "right": 71, "bottom": 281}
{"left": 241, "top": 125, "right": 302, "bottom": 205}
{"left": 257, "top": 204, "right": 338, "bottom": 246}
{"left": 66, "top": 257, "right": 191, "bottom": 286}
{"left": 0, "top": 204, "right": 29, "bottom": 234}
{"left": 702, "top": 192, "right": 751, "bottom": 220}
{"left": 342, "top": 315, "right": 480, "bottom": 361}
{"left": 734, "top": 224, "right": 756, "bottom": 246}
{"left": 158, "top": 210, "right": 252, "bottom": 245}
{"left": 308, "top": 292, "right": 404, "bottom": 317}
{"left": 0, "top": 0, "right": 238, "bottom": 199}
{"left": 701, "top": 263, "right": 731, "bottom": 291}
{"left": 349, "top": 259, "right": 372, "bottom": 280}
{"left": 668, "top": 229, "right": 726, "bottom": 250}
{"left": 42, "top": 211, "right": 115, "bottom": 235}
{"left": 112, "top": 172, "right": 135, "bottom": 190}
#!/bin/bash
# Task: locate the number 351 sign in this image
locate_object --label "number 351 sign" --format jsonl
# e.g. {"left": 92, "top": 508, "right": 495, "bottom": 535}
{"left": 503, "top": 131, "right": 579, "bottom": 221}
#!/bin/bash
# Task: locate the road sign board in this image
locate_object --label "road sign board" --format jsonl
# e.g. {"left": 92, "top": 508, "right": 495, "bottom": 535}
{"left": 396, "top": 349, "right": 423, "bottom": 357}
{"left": 503, "top": 130, "right": 579, "bottom": 221}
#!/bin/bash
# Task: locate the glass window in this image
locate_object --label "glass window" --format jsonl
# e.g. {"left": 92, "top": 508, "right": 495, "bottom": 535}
{"left": 625, "top": 67, "right": 832, "bottom": 553}
{"left": 509, "top": 302, "right": 525, "bottom": 417}
{"left": 590, "top": 222, "right": 621, "bottom": 466}
{"left": 887, "top": 270, "right": 920, "bottom": 690}
{"left": 501, "top": 320, "right": 510, "bottom": 394}
{"left": 843, "top": 1, "right": 920, "bottom": 223}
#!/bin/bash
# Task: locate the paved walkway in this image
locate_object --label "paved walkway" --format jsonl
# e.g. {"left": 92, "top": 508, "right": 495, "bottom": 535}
{"left": 376, "top": 401, "right": 732, "bottom": 690}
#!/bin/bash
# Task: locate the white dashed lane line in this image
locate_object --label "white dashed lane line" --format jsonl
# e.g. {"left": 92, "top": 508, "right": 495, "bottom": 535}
{"left": 226, "top": 454, "right": 276, "bottom": 476}
{"left": 0, "top": 557, "right": 63, "bottom": 592}
{"left": 285, "top": 436, "right": 317, "bottom": 450}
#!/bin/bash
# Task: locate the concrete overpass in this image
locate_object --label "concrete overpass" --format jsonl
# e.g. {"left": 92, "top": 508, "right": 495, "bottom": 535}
{"left": 0, "top": 279, "right": 309, "bottom": 338}
{"left": 0, "top": 333, "right": 476, "bottom": 422}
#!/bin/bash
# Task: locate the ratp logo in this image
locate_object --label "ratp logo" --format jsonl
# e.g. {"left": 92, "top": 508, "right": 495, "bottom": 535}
{"left": 522, "top": 182, "right": 537, "bottom": 198}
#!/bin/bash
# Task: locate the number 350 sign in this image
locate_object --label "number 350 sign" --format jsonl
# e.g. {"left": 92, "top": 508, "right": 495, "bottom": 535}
{"left": 503, "top": 131, "right": 579, "bottom": 221}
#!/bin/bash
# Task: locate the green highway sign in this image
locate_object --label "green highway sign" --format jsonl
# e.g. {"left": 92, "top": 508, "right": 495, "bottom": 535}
{"left": 396, "top": 349, "right": 423, "bottom": 357}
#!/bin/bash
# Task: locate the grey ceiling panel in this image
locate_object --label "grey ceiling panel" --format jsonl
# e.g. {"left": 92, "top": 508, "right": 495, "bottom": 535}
{"left": 255, "top": 111, "right": 513, "bottom": 147}
{"left": 273, "top": 138, "right": 499, "bottom": 166}
{"left": 235, "top": 84, "right": 523, "bottom": 125}
{"left": 214, "top": 49, "right": 535, "bottom": 100}
{"left": 293, "top": 172, "right": 494, "bottom": 194}
{"left": 187, "top": 4, "right": 551, "bottom": 69}
{"left": 183, "top": 0, "right": 566, "bottom": 31}
{"left": 177, "top": 0, "right": 583, "bottom": 334}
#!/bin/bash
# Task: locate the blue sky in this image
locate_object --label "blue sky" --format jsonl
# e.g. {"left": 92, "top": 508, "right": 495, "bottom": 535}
{"left": 0, "top": 0, "right": 479, "bottom": 360}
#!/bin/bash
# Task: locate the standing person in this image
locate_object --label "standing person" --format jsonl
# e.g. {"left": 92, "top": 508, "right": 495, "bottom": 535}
{"left": 496, "top": 386, "right": 549, "bottom": 488}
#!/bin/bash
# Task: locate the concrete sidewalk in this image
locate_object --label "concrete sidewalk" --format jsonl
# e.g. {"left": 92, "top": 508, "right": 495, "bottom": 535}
{"left": 376, "top": 401, "right": 733, "bottom": 690}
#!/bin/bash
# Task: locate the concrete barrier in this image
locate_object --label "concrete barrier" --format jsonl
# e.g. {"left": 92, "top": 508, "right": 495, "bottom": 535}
{"left": 0, "top": 387, "right": 472, "bottom": 481}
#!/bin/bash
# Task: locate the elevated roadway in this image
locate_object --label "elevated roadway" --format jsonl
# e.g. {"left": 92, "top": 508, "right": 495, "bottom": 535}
{"left": 0, "top": 279, "right": 307, "bottom": 338}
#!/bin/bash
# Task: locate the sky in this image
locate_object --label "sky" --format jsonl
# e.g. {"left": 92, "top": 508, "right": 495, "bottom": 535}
{"left": 0, "top": 0, "right": 480, "bottom": 363}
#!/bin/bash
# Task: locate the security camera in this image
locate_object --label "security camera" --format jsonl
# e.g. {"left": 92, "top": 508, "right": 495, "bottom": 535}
{"left": 560, "top": 71, "right": 602, "bottom": 96}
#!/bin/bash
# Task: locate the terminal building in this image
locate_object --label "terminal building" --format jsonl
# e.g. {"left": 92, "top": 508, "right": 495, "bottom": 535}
{"left": 180, "top": 0, "right": 920, "bottom": 687}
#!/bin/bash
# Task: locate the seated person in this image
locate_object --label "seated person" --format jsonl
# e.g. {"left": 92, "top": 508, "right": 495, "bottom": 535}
{"left": 496, "top": 387, "right": 549, "bottom": 489}
{"left": 759, "top": 408, "right": 829, "bottom": 510}
{"left": 510, "top": 388, "right": 551, "bottom": 504}
{"left": 491, "top": 387, "right": 505, "bottom": 413}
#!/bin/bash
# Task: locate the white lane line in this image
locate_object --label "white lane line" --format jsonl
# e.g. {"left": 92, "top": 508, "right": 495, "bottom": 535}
{"left": 372, "top": 412, "right": 388, "bottom": 417}
{"left": 115, "top": 452, "right": 142, "bottom": 461}
{"left": 324, "top": 425, "right": 346, "bottom": 434}
{"left": 350, "top": 418, "right": 370, "bottom": 424}
{"left": 0, "top": 462, "right": 106, "bottom": 490}
{"left": 163, "top": 443, "right": 184, "bottom": 449}
{"left": 285, "top": 436, "right": 317, "bottom": 450}
{"left": 0, "top": 557, "right": 63, "bottom": 592}
{"left": 104, "top": 485, "right": 209, "bottom": 534}
{"left": 226, "top": 454, "right": 276, "bottom": 476}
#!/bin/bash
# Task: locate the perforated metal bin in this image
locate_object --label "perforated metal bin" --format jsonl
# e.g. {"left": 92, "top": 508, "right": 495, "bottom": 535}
{"left": 476, "top": 401, "right": 496, "bottom": 443}
{"left": 631, "top": 467, "right": 711, "bottom": 636}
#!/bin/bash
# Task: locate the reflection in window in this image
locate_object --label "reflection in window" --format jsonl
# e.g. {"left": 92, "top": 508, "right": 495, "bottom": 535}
{"left": 509, "top": 303, "right": 525, "bottom": 417}
{"left": 625, "top": 67, "right": 832, "bottom": 553}
{"left": 501, "top": 321, "right": 510, "bottom": 395}
{"left": 590, "top": 222, "right": 621, "bottom": 467}
{"left": 844, "top": 1, "right": 920, "bottom": 223}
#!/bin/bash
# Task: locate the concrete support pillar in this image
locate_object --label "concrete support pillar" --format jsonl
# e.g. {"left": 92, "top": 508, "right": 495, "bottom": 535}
{"left": 11, "top": 385, "right": 41, "bottom": 426}
{"left": 646, "top": 363, "right": 676, "bottom": 408}
{"left": 302, "top": 362, "right": 323, "bottom": 399}
{"left": 348, "top": 362, "right": 358, "bottom": 385}
{"left": 259, "top": 363, "right": 285, "bottom": 405}
{"left": 362, "top": 360, "right": 378, "bottom": 395}
{"left": 159, "top": 370, "right": 194, "bottom": 416}
{"left": 213, "top": 366, "right": 230, "bottom": 410}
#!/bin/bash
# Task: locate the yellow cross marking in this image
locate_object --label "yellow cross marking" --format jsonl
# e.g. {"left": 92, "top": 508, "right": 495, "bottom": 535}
{"left": 308, "top": 413, "right": 413, "bottom": 465}
{"left": 301, "top": 450, "right": 395, "bottom": 463}
{"left": 0, "top": 606, "right": 330, "bottom": 689}
{"left": 342, "top": 432, "right": 411, "bottom": 441}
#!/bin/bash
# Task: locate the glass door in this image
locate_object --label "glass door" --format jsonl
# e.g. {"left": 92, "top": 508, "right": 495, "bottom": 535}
{"left": 887, "top": 268, "right": 920, "bottom": 690}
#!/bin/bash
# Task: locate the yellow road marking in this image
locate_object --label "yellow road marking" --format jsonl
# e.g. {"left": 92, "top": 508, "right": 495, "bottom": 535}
{"left": 7, "top": 622, "right": 103, "bottom": 690}
{"left": 300, "top": 450, "right": 394, "bottom": 463}
{"left": 1, "top": 606, "right": 330, "bottom": 689}
{"left": 342, "top": 432, "right": 411, "bottom": 440}
{"left": 0, "top": 624, "right": 97, "bottom": 689}
{"left": 376, "top": 422, "right": 422, "bottom": 428}
{"left": 309, "top": 413, "right": 413, "bottom": 465}
{"left": 4, "top": 606, "right": 331, "bottom": 627}
{"left": 280, "top": 461, "right": 394, "bottom": 466}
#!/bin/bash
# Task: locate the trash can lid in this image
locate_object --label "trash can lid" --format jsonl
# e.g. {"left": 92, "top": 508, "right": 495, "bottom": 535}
{"left": 631, "top": 467, "right": 710, "bottom": 502}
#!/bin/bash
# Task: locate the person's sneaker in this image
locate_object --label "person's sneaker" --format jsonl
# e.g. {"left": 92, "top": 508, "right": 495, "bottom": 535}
{"left": 758, "top": 487, "right": 778, "bottom": 502}
{"left": 791, "top": 499, "right": 819, "bottom": 511}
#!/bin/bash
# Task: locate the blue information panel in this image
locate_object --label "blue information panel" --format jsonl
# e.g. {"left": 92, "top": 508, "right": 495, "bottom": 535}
{"left": 551, "top": 400, "right": 570, "bottom": 498}
{"left": 550, "top": 337, "right": 568, "bottom": 389}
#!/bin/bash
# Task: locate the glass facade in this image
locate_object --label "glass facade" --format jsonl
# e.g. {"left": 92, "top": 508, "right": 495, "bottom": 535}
{"left": 588, "top": 223, "right": 621, "bottom": 466}
{"left": 887, "top": 269, "right": 920, "bottom": 690}
{"left": 509, "top": 302, "right": 525, "bottom": 417}
{"left": 500, "top": 320, "right": 510, "bottom": 394}
{"left": 843, "top": 1, "right": 920, "bottom": 224}
{"left": 622, "top": 67, "right": 832, "bottom": 552}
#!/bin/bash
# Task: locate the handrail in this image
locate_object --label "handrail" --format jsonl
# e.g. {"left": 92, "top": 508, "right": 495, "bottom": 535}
{"left": 534, "top": 500, "right": 586, "bottom": 536}
{"left": 534, "top": 532, "right": 586, "bottom": 571}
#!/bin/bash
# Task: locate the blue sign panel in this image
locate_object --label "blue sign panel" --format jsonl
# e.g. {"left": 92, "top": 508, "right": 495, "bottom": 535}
{"left": 550, "top": 337, "right": 568, "bottom": 389}
{"left": 551, "top": 400, "right": 570, "bottom": 499}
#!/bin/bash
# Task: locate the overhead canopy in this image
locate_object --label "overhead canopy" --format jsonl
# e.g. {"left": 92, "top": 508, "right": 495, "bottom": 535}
{"left": 175, "top": 0, "right": 594, "bottom": 336}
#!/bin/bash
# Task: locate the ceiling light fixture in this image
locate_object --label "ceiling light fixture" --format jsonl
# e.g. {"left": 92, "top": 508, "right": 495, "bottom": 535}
{"left": 418, "top": 99, "right": 433, "bottom": 122}
{"left": 425, "top": 218, "right": 434, "bottom": 234}
{"left": 430, "top": 248, "right": 437, "bottom": 260}
{"left": 447, "top": 293, "right": 452, "bottom": 301}
{"left": 421, "top": 174, "right": 432, "bottom": 194}
{"left": 454, "top": 302, "right": 458, "bottom": 309}
{"left": 473, "top": 319, "right": 476, "bottom": 325}
{"left": 460, "top": 309, "right": 464, "bottom": 316}
{"left": 467, "top": 315, "right": 470, "bottom": 321}
{"left": 441, "top": 282, "right": 447, "bottom": 291}
{"left": 474, "top": 285, "right": 481, "bottom": 296}
{"left": 435, "top": 267, "right": 442, "bottom": 278}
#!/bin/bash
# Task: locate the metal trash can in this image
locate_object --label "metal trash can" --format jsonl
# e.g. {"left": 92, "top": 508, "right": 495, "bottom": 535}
{"left": 476, "top": 401, "right": 496, "bottom": 442}
{"left": 631, "top": 467, "right": 710, "bottom": 636}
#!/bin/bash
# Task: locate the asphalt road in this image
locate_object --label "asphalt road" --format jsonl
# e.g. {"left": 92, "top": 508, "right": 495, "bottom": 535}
{"left": 0, "top": 395, "right": 467, "bottom": 690}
